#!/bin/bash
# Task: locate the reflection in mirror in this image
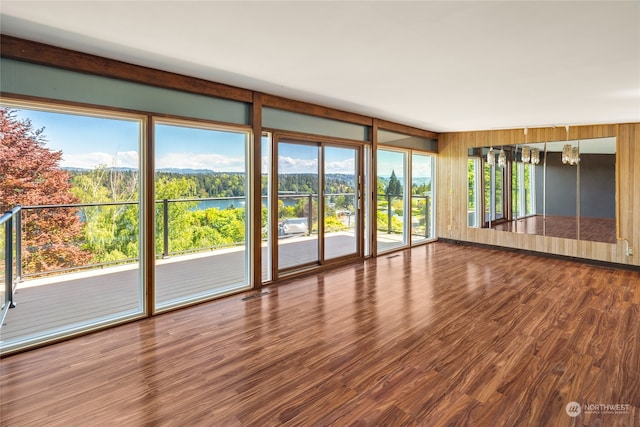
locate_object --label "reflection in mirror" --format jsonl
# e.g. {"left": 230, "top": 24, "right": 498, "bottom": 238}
{"left": 468, "top": 137, "right": 616, "bottom": 244}
{"left": 578, "top": 138, "right": 616, "bottom": 243}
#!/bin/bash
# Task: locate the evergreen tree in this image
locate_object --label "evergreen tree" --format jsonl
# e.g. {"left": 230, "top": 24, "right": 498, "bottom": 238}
{"left": 385, "top": 170, "right": 403, "bottom": 197}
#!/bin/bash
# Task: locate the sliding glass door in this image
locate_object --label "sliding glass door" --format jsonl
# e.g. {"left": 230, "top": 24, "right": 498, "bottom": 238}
{"left": 275, "top": 139, "right": 361, "bottom": 276}
{"left": 324, "top": 146, "right": 358, "bottom": 260}
{"left": 276, "top": 142, "right": 320, "bottom": 271}
{"left": 376, "top": 149, "right": 407, "bottom": 252}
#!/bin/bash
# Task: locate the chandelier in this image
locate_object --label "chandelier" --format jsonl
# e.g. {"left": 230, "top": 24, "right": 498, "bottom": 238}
{"left": 531, "top": 148, "right": 540, "bottom": 165}
{"left": 487, "top": 130, "right": 495, "bottom": 166}
{"left": 561, "top": 125, "right": 580, "bottom": 165}
{"left": 521, "top": 127, "right": 539, "bottom": 165}
{"left": 487, "top": 147, "right": 495, "bottom": 166}
{"left": 498, "top": 148, "right": 506, "bottom": 169}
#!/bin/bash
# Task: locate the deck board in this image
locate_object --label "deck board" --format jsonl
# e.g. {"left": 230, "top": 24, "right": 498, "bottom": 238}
{"left": 1, "top": 233, "right": 377, "bottom": 345}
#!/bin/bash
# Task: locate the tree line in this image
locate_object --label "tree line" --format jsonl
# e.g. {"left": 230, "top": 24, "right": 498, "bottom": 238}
{"left": 1, "top": 107, "right": 432, "bottom": 276}
{"left": 0, "top": 108, "right": 356, "bottom": 276}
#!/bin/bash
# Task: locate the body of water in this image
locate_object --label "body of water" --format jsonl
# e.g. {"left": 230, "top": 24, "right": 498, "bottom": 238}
{"left": 195, "top": 199, "right": 246, "bottom": 211}
{"left": 194, "top": 196, "right": 300, "bottom": 211}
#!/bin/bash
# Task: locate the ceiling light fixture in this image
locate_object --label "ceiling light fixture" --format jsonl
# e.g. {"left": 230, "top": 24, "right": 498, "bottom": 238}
{"left": 487, "top": 130, "right": 495, "bottom": 166}
{"left": 562, "top": 125, "right": 580, "bottom": 165}
{"left": 498, "top": 147, "right": 507, "bottom": 169}
{"left": 531, "top": 148, "right": 540, "bottom": 165}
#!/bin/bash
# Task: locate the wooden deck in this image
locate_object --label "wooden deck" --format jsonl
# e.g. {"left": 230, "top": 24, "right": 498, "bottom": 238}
{"left": 1, "top": 232, "right": 405, "bottom": 348}
{"left": 1, "top": 242, "right": 639, "bottom": 426}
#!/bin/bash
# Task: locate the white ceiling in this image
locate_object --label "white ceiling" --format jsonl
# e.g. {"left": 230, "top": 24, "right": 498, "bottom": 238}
{"left": 1, "top": 1, "right": 639, "bottom": 133}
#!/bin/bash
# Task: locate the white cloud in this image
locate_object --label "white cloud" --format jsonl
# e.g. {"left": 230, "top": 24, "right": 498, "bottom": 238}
{"left": 325, "top": 158, "right": 355, "bottom": 174}
{"left": 156, "top": 152, "right": 245, "bottom": 172}
{"left": 61, "top": 151, "right": 139, "bottom": 169}
{"left": 278, "top": 155, "right": 318, "bottom": 174}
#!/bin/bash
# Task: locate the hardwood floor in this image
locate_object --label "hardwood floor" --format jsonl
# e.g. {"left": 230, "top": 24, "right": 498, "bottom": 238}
{"left": 1, "top": 242, "right": 639, "bottom": 426}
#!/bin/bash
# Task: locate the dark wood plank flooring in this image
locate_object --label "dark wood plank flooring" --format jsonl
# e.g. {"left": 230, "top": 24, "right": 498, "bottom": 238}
{"left": 1, "top": 242, "right": 639, "bottom": 426}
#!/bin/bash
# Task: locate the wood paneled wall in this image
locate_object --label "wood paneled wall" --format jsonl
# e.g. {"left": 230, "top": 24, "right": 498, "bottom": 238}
{"left": 437, "top": 123, "right": 640, "bottom": 266}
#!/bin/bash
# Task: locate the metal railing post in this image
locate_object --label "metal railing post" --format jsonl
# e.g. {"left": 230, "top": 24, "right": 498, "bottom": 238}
{"left": 162, "top": 199, "right": 169, "bottom": 258}
{"left": 425, "top": 195, "right": 430, "bottom": 238}
{"left": 15, "top": 210, "right": 22, "bottom": 282}
{"left": 5, "top": 215, "right": 15, "bottom": 308}
{"left": 307, "top": 193, "right": 313, "bottom": 236}
{"left": 387, "top": 194, "right": 392, "bottom": 234}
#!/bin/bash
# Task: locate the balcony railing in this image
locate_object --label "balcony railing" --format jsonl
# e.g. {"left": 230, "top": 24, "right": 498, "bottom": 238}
{"left": 1, "top": 206, "right": 21, "bottom": 326}
{"left": 8, "top": 197, "right": 251, "bottom": 279}
{"left": 1, "top": 193, "right": 361, "bottom": 281}
{"left": 2, "top": 191, "right": 431, "bottom": 287}
{"left": 377, "top": 193, "right": 433, "bottom": 238}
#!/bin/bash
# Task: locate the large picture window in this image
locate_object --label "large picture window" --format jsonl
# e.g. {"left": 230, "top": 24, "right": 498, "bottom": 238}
{"left": 153, "top": 119, "right": 251, "bottom": 309}
{"left": 0, "top": 101, "right": 144, "bottom": 352}
{"left": 376, "top": 148, "right": 436, "bottom": 252}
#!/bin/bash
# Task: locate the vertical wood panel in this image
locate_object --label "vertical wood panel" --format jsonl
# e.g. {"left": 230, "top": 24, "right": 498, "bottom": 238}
{"left": 145, "top": 116, "right": 156, "bottom": 314}
{"left": 437, "top": 123, "right": 638, "bottom": 266}
{"left": 371, "top": 120, "right": 379, "bottom": 255}
{"left": 618, "top": 123, "right": 639, "bottom": 265}
{"left": 251, "top": 93, "right": 263, "bottom": 288}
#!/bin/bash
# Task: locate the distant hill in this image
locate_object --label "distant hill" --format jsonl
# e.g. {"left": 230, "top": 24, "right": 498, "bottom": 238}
{"left": 157, "top": 168, "right": 217, "bottom": 174}
{"left": 63, "top": 167, "right": 219, "bottom": 174}
{"left": 63, "top": 166, "right": 138, "bottom": 172}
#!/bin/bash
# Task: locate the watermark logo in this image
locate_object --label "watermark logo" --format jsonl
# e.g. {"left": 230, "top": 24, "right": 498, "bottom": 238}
{"left": 566, "top": 402, "right": 581, "bottom": 417}
{"left": 566, "top": 401, "right": 631, "bottom": 417}
{"left": 583, "top": 403, "right": 631, "bottom": 415}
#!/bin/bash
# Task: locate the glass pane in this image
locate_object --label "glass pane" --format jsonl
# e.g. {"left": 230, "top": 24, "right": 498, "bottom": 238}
{"left": 364, "top": 146, "right": 371, "bottom": 257}
{"left": 468, "top": 158, "right": 478, "bottom": 227}
{"left": 544, "top": 146, "right": 577, "bottom": 239}
{"left": 524, "top": 163, "right": 534, "bottom": 216}
{"left": 324, "top": 146, "right": 357, "bottom": 260}
{"left": 0, "top": 221, "right": 6, "bottom": 314}
{"left": 411, "top": 153, "right": 433, "bottom": 244}
{"left": 495, "top": 166, "right": 504, "bottom": 220}
{"left": 484, "top": 162, "right": 492, "bottom": 222}
{"left": 579, "top": 140, "right": 616, "bottom": 243}
{"left": 154, "top": 122, "right": 250, "bottom": 309}
{"left": 261, "top": 134, "right": 271, "bottom": 282}
{"left": 277, "top": 142, "right": 319, "bottom": 270}
{"left": 377, "top": 149, "right": 406, "bottom": 252}
{"left": 0, "top": 106, "right": 143, "bottom": 352}
{"left": 512, "top": 162, "right": 522, "bottom": 218}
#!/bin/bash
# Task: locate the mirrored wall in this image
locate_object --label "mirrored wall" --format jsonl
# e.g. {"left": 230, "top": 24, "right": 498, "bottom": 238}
{"left": 468, "top": 136, "right": 616, "bottom": 244}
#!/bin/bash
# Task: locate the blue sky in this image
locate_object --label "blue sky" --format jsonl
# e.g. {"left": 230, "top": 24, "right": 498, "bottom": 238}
{"left": 155, "top": 123, "right": 246, "bottom": 171}
{"left": 378, "top": 149, "right": 433, "bottom": 180}
{"left": 11, "top": 108, "right": 249, "bottom": 172}
{"left": 277, "top": 143, "right": 356, "bottom": 175}
{"left": 13, "top": 108, "right": 141, "bottom": 169}
{"left": 10, "top": 107, "right": 431, "bottom": 177}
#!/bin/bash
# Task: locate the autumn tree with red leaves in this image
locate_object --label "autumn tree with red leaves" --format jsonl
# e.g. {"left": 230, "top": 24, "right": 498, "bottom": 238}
{"left": 0, "top": 108, "right": 90, "bottom": 273}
